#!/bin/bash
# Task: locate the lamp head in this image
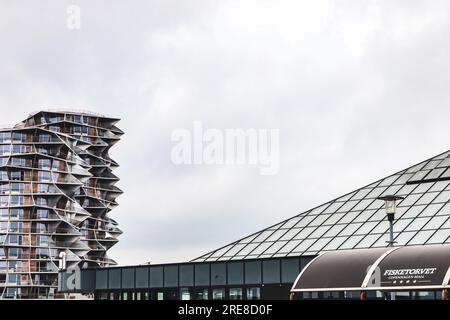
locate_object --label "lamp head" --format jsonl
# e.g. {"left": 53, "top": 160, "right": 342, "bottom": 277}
{"left": 377, "top": 195, "right": 404, "bottom": 221}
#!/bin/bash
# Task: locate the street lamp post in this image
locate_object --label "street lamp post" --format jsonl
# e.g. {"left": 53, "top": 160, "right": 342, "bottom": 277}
{"left": 377, "top": 195, "right": 404, "bottom": 301}
{"left": 377, "top": 195, "right": 404, "bottom": 247}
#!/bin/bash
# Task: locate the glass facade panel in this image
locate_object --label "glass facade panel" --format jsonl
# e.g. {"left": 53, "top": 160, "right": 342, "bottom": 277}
{"left": 108, "top": 269, "right": 121, "bottom": 289}
{"left": 438, "top": 203, "right": 450, "bottom": 215}
{"left": 305, "top": 238, "right": 330, "bottom": 253}
{"left": 95, "top": 270, "right": 108, "bottom": 290}
{"left": 379, "top": 185, "right": 402, "bottom": 196}
{"left": 395, "top": 174, "right": 414, "bottom": 185}
{"left": 263, "top": 241, "right": 288, "bottom": 255}
{"left": 322, "top": 202, "right": 343, "bottom": 214}
{"left": 281, "top": 259, "right": 299, "bottom": 283}
{"left": 396, "top": 183, "right": 417, "bottom": 196}
{"left": 293, "top": 215, "right": 315, "bottom": 228}
{"left": 399, "top": 195, "right": 421, "bottom": 208}
{"left": 366, "top": 209, "right": 385, "bottom": 221}
{"left": 308, "top": 204, "right": 329, "bottom": 215}
{"left": 280, "top": 216, "right": 302, "bottom": 229}
{"left": 251, "top": 230, "right": 273, "bottom": 242}
{"left": 246, "top": 287, "right": 261, "bottom": 300}
{"left": 408, "top": 230, "right": 434, "bottom": 245}
{"left": 291, "top": 239, "right": 315, "bottom": 253}
{"left": 416, "top": 193, "right": 439, "bottom": 205}
{"left": 308, "top": 225, "right": 331, "bottom": 238}
{"left": 338, "top": 211, "right": 360, "bottom": 224}
{"left": 236, "top": 243, "right": 259, "bottom": 256}
{"left": 322, "top": 236, "right": 347, "bottom": 250}
{"left": 164, "top": 266, "right": 178, "bottom": 288}
{"left": 404, "top": 217, "right": 431, "bottom": 231}
{"left": 354, "top": 221, "right": 378, "bottom": 235}
{"left": 180, "top": 288, "right": 191, "bottom": 300}
{"left": 427, "top": 230, "right": 450, "bottom": 243}
{"left": 371, "top": 234, "right": 390, "bottom": 247}
{"left": 262, "top": 260, "right": 280, "bottom": 284}
{"left": 393, "top": 218, "right": 412, "bottom": 233}
{"left": 229, "top": 288, "right": 243, "bottom": 300}
{"left": 135, "top": 267, "right": 149, "bottom": 288}
{"left": 401, "top": 205, "right": 426, "bottom": 219}
{"left": 437, "top": 158, "right": 450, "bottom": 168}
{"left": 426, "top": 168, "right": 446, "bottom": 180}
{"left": 293, "top": 227, "right": 315, "bottom": 240}
{"left": 379, "top": 175, "right": 400, "bottom": 186}
{"left": 409, "top": 170, "right": 430, "bottom": 181}
{"left": 365, "top": 187, "right": 387, "bottom": 199}
{"left": 429, "top": 181, "right": 449, "bottom": 192}
{"left": 227, "top": 262, "right": 243, "bottom": 285}
{"left": 419, "top": 204, "right": 445, "bottom": 217}
{"left": 353, "top": 209, "right": 376, "bottom": 222}
{"left": 211, "top": 263, "right": 226, "bottom": 286}
{"left": 354, "top": 234, "right": 381, "bottom": 248}
{"left": 337, "top": 201, "right": 358, "bottom": 213}
{"left": 423, "top": 160, "right": 441, "bottom": 170}
{"left": 423, "top": 216, "right": 448, "bottom": 230}
{"left": 323, "top": 213, "right": 345, "bottom": 225}
{"left": 264, "top": 229, "right": 287, "bottom": 242}
{"left": 150, "top": 267, "right": 163, "bottom": 288}
{"left": 394, "top": 231, "right": 416, "bottom": 246}
{"left": 212, "top": 289, "right": 225, "bottom": 300}
{"left": 322, "top": 224, "right": 346, "bottom": 237}
{"left": 413, "top": 182, "right": 434, "bottom": 194}
{"left": 279, "top": 228, "right": 300, "bottom": 241}
{"left": 122, "top": 268, "right": 135, "bottom": 289}
{"left": 222, "top": 244, "right": 245, "bottom": 257}
{"left": 195, "top": 264, "right": 210, "bottom": 286}
{"left": 351, "top": 188, "right": 372, "bottom": 200}
{"left": 433, "top": 191, "right": 450, "bottom": 203}
{"left": 339, "top": 235, "right": 364, "bottom": 249}
{"left": 244, "top": 261, "right": 261, "bottom": 284}
{"left": 340, "top": 223, "right": 363, "bottom": 236}
{"left": 308, "top": 214, "right": 331, "bottom": 227}
{"left": 277, "top": 240, "right": 301, "bottom": 253}
{"left": 249, "top": 242, "right": 273, "bottom": 256}
{"left": 179, "top": 265, "right": 194, "bottom": 287}
{"left": 370, "top": 221, "right": 389, "bottom": 234}
{"left": 352, "top": 199, "right": 373, "bottom": 211}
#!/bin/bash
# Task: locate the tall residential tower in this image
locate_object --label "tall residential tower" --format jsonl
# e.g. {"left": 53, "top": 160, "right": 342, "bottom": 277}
{"left": 0, "top": 110, "right": 123, "bottom": 299}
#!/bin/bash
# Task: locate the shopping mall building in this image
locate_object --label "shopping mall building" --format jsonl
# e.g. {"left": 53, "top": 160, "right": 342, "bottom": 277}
{"left": 5, "top": 110, "right": 450, "bottom": 300}
{"left": 57, "top": 119, "right": 450, "bottom": 300}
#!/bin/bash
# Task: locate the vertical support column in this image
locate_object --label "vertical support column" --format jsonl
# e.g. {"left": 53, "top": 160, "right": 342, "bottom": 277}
{"left": 389, "top": 220, "right": 394, "bottom": 247}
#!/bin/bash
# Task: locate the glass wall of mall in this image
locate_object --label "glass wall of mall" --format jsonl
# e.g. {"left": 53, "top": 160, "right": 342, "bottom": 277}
{"left": 58, "top": 257, "right": 314, "bottom": 300}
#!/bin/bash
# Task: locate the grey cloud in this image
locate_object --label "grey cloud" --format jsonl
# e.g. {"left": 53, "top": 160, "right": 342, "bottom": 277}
{"left": 1, "top": 1, "right": 450, "bottom": 265}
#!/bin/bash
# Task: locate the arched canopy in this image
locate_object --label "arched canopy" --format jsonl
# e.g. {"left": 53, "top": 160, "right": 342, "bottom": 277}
{"left": 291, "top": 244, "right": 450, "bottom": 293}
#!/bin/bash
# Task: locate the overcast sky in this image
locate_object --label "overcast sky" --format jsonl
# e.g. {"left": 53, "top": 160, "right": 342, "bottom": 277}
{"left": 1, "top": 0, "right": 450, "bottom": 265}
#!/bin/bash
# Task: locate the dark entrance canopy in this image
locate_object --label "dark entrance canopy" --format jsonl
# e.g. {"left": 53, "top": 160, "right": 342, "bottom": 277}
{"left": 291, "top": 244, "right": 450, "bottom": 293}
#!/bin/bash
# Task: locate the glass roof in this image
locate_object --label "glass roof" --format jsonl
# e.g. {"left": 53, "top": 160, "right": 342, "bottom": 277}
{"left": 192, "top": 150, "right": 450, "bottom": 262}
